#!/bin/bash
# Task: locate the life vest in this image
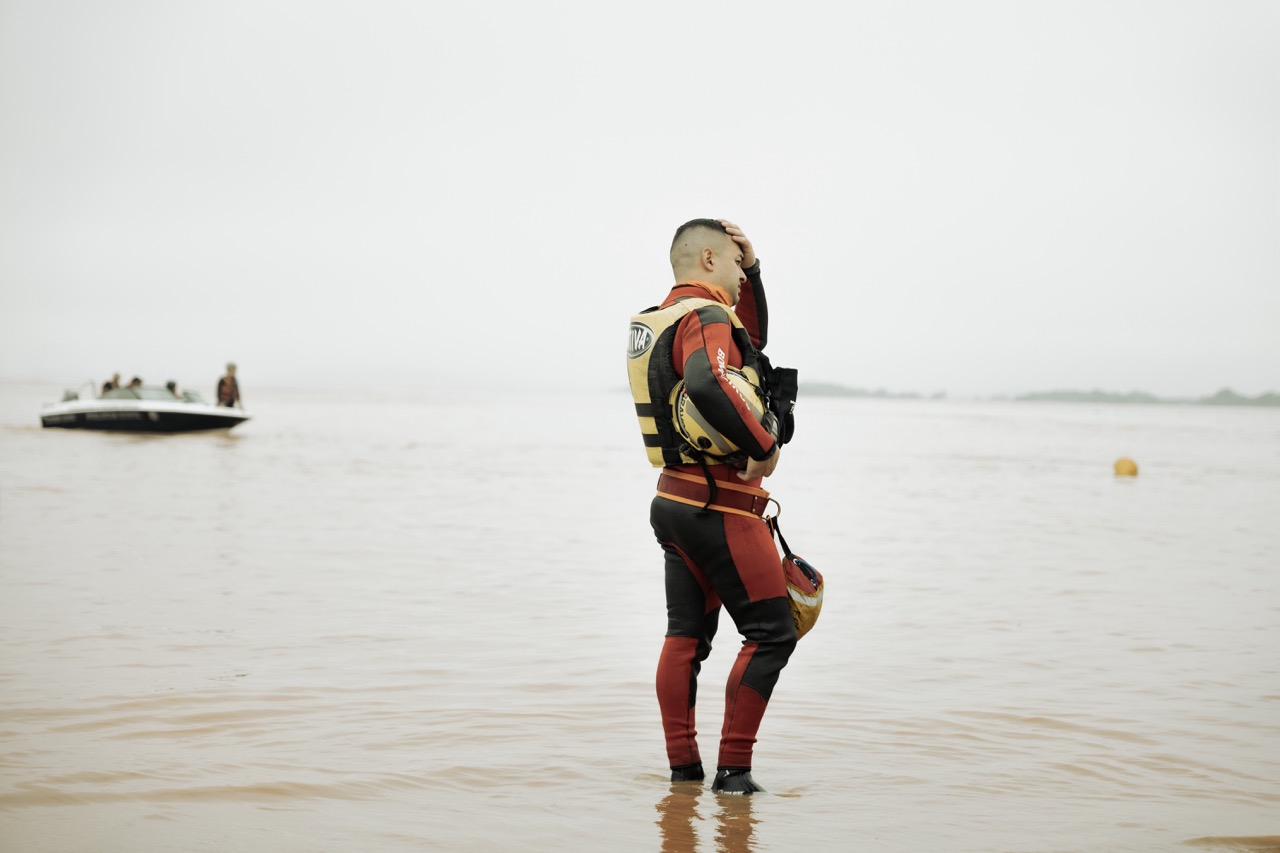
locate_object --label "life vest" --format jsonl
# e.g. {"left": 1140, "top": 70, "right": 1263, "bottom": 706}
{"left": 627, "top": 297, "right": 765, "bottom": 468}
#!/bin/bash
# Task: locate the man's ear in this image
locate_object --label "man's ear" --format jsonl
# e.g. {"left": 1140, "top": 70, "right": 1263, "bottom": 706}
{"left": 700, "top": 246, "right": 716, "bottom": 271}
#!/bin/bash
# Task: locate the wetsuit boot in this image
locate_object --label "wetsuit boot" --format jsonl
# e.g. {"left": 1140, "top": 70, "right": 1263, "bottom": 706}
{"left": 670, "top": 762, "right": 705, "bottom": 782}
{"left": 712, "top": 768, "right": 765, "bottom": 794}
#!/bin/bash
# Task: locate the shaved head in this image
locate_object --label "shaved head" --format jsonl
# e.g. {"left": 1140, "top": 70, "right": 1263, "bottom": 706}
{"left": 670, "top": 219, "right": 733, "bottom": 277}
{"left": 668, "top": 217, "right": 747, "bottom": 303}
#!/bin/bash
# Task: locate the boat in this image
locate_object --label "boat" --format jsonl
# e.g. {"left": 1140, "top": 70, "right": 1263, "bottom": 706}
{"left": 40, "top": 383, "right": 250, "bottom": 432}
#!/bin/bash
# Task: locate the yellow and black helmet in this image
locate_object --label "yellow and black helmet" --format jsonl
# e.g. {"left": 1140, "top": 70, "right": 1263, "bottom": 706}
{"left": 670, "top": 367, "right": 773, "bottom": 458}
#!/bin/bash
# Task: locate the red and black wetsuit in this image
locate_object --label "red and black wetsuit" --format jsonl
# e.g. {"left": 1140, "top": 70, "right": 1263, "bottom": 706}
{"left": 647, "top": 263, "right": 797, "bottom": 774}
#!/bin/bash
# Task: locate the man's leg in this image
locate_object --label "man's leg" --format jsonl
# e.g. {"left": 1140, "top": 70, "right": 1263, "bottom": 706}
{"left": 656, "top": 542, "right": 720, "bottom": 777}
{"left": 717, "top": 595, "right": 796, "bottom": 771}
{"left": 677, "top": 512, "right": 798, "bottom": 784}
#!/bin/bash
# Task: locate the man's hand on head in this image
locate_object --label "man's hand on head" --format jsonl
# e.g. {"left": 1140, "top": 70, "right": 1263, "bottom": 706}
{"left": 719, "top": 220, "right": 757, "bottom": 269}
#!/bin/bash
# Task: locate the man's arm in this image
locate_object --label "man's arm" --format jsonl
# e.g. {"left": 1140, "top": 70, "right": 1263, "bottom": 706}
{"left": 718, "top": 220, "right": 777, "bottom": 478}
{"left": 676, "top": 306, "right": 778, "bottom": 465}
{"left": 719, "top": 220, "right": 768, "bottom": 350}
{"left": 736, "top": 261, "right": 768, "bottom": 350}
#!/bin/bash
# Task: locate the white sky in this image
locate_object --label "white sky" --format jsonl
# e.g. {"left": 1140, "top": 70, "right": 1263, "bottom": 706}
{"left": 1, "top": 0, "right": 1276, "bottom": 398}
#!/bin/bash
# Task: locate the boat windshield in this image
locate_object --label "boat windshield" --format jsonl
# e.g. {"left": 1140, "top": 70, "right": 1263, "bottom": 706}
{"left": 102, "top": 386, "right": 205, "bottom": 403}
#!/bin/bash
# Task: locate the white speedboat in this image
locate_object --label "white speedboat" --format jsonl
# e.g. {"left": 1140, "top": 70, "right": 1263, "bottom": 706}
{"left": 41, "top": 384, "right": 250, "bottom": 432}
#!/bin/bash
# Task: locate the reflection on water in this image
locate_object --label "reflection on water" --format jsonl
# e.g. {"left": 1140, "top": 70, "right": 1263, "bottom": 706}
{"left": 1, "top": 384, "right": 1278, "bottom": 852}
{"left": 656, "top": 785, "right": 702, "bottom": 852}
{"left": 712, "top": 794, "right": 760, "bottom": 853}
{"left": 1184, "top": 839, "right": 1280, "bottom": 853}
{"left": 656, "top": 785, "right": 759, "bottom": 853}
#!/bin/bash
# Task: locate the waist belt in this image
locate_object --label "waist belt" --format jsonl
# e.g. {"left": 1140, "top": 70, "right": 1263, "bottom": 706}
{"left": 656, "top": 470, "right": 771, "bottom": 518}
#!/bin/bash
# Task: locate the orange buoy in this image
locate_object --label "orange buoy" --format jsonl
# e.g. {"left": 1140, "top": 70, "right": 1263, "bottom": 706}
{"left": 1114, "top": 457, "right": 1138, "bottom": 477}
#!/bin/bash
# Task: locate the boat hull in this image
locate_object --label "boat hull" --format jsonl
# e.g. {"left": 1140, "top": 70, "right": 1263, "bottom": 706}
{"left": 40, "top": 401, "right": 249, "bottom": 432}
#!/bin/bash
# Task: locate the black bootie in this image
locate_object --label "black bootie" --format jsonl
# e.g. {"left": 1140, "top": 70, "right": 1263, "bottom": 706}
{"left": 670, "top": 763, "right": 705, "bottom": 782}
{"left": 712, "top": 768, "right": 765, "bottom": 794}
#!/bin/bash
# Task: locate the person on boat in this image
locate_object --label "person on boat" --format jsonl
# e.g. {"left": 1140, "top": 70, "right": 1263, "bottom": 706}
{"left": 625, "top": 219, "right": 794, "bottom": 795}
{"left": 217, "top": 363, "right": 242, "bottom": 408}
{"left": 100, "top": 374, "right": 121, "bottom": 396}
{"left": 166, "top": 380, "right": 181, "bottom": 398}
{"left": 127, "top": 377, "right": 143, "bottom": 389}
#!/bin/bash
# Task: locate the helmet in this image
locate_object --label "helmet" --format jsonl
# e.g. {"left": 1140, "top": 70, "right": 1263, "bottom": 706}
{"left": 671, "top": 366, "right": 774, "bottom": 457}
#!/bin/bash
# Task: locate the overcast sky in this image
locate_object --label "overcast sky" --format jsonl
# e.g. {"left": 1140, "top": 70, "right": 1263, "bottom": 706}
{"left": 1, "top": 0, "right": 1275, "bottom": 398}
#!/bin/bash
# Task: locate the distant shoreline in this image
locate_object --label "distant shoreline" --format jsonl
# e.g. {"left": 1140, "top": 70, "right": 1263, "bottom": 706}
{"left": 801, "top": 382, "right": 1280, "bottom": 407}
{"left": 7, "top": 379, "right": 1279, "bottom": 407}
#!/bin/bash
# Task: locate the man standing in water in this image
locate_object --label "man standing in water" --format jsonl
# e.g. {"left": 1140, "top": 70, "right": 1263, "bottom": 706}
{"left": 217, "top": 362, "right": 242, "bottom": 408}
{"left": 626, "top": 219, "right": 795, "bottom": 794}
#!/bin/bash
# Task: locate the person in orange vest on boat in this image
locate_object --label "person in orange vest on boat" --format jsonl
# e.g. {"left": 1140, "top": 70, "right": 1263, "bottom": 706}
{"left": 216, "top": 362, "right": 242, "bottom": 408}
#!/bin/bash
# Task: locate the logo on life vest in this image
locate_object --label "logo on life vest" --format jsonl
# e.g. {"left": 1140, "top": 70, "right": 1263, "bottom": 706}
{"left": 627, "top": 322, "right": 655, "bottom": 359}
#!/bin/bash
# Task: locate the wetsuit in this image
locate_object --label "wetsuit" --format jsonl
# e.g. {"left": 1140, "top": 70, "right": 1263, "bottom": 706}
{"left": 629, "top": 262, "right": 797, "bottom": 775}
{"left": 217, "top": 376, "right": 239, "bottom": 407}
